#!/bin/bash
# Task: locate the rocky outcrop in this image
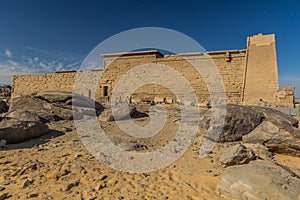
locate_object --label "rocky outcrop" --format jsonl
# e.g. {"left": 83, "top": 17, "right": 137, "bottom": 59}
{"left": 10, "top": 91, "right": 103, "bottom": 122}
{"left": 200, "top": 105, "right": 300, "bottom": 156}
{"left": 218, "top": 160, "right": 300, "bottom": 200}
{"left": 0, "top": 117, "right": 49, "bottom": 143}
{"left": 220, "top": 144, "right": 255, "bottom": 166}
{"left": 243, "top": 121, "right": 300, "bottom": 156}
{"left": 202, "top": 105, "right": 299, "bottom": 143}
{"left": 202, "top": 105, "right": 265, "bottom": 143}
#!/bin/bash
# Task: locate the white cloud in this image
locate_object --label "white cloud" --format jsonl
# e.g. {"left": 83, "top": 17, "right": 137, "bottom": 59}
{"left": 66, "top": 61, "right": 80, "bottom": 68}
{"left": 8, "top": 59, "right": 18, "bottom": 66}
{"left": 4, "top": 49, "right": 12, "bottom": 58}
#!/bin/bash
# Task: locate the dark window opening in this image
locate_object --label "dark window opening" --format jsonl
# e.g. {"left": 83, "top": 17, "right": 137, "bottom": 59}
{"left": 103, "top": 86, "right": 108, "bottom": 97}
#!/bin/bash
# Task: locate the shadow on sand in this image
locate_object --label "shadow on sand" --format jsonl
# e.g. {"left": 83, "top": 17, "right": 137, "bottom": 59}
{"left": 0, "top": 129, "right": 65, "bottom": 151}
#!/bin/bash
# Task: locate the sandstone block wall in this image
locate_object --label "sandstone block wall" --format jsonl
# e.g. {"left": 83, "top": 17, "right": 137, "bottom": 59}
{"left": 12, "top": 71, "right": 102, "bottom": 99}
{"left": 276, "top": 86, "right": 295, "bottom": 108}
{"left": 99, "top": 50, "right": 247, "bottom": 104}
{"left": 11, "top": 34, "right": 295, "bottom": 108}
{"left": 243, "top": 33, "right": 279, "bottom": 105}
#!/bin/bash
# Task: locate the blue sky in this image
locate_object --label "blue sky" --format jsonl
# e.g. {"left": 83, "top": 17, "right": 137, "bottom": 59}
{"left": 0, "top": 0, "right": 299, "bottom": 97}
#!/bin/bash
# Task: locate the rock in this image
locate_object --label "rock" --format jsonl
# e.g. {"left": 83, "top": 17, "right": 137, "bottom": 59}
{"left": 1, "top": 180, "right": 12, "bottom": 186}
{"left": 0, "top": 117, "right": 49, "bottom": 144}
{"left": 22, "top": 179, "right": 34, "bottom": 189}
{"left": 0, "top": 193, "right": 9, "bottom": 200}
{"left": 65, "top": 180, "right": 79, "bottom": 191}
{"left": 98, "top": 110, "right": 114, "bottom": 122}
{"left": 243, "top": 143, "right": 273, "bottom": 160}
{"left": 34, "top": 91, "right": 73, "bottom": 103}
{"left": 205, "top": 105, "right": 265, "bottom": 142}
{"left": 259, "top": 106, "right": 299, "bottom": 128}
{"left": 117, "top": 142, "right": 147, "bottom": 151}
{"left": 28, "top": 193, "right": 38, "bottom": 198}
{"left": 65, "top": 183, "right": 75, "bottom": 191}
{"left": 3, "top": 110, "right": 40, "bottom": 122}
{"left": 95, "top": 183, "right": 106, "bottom": 191}
{"left": 217, "top": 160, "right": 300, "bottom": 200}
{"left": 0, "top": 85, "right": 11, "bottom": 100}
{"left": 243, "top": 120, "right": 300, "bottom": 156}
{"left": 99, "top": 104, "right": 136, "bottom": 122}
{"left": 220, "top": 144, "right": 255, "bottom": 166}
{"left": 10, "top": 91, "right": 103, "bottom": 122}
{"left": 182, "top": 182, "right": 191, "bottom": 188}
{"left": 202, "top": 105, "right": 299, "bottom": 144}
{"left": 0, "top": 100, "right": 8, "bottom": 114}
{"left": 0, "top": 140, "right": 6, "bottom": 147}
{"left": 100, "top": 175, "right": 108, "bottom": 181}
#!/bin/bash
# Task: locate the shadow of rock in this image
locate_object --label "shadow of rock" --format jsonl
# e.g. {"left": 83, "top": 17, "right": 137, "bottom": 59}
{"left": 0, "top": 129, "right": 65, "bottom": 151}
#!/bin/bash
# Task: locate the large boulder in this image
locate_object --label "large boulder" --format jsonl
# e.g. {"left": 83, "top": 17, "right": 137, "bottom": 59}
{"left": 243, "top": 120, "right": 300, "bottom": 156}
{"left": 34, "top": 91, "right": 103, "bottom": 110}
{"left": 10, "top": 91, "right": 103, "bottom": 122}
{"left": 203, "top": 105, "right": 265, "bottom": 142}
{"left": 218, "top": 160, "right": 300, "bottom": 200}
{"left": 99, "top": 104, "right": 136, "bottom": 122}
{"left": 0, "top": 117, "right": 49, "bottom": 143}
{"left": 220, "top": 144, "right": 255, "bottom": 166}
{"left": 202, "top": 105, "right": 299, "bottom": 144}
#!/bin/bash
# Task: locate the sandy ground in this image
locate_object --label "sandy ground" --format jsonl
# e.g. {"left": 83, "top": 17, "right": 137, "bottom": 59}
{"left": 0, "top": 105, "right": 299, "bottom": 200}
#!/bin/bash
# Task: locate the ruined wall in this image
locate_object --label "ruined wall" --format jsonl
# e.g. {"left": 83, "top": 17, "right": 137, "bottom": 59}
{"left": 12, "top": 72, "right": 76, "bottom": 98}
{"left": 276, "top": 87, "right": 295, "bottom": 108}
{"left": 12, "top": 71, "right": 102, "bottom": 99}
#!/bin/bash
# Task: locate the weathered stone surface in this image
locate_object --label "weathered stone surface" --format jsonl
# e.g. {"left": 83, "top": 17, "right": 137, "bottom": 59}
{"left": 35, "top": 91, "right": 103, "bottom": 111}
{"left": 218, "top": 160, "right": 300, "bottom": 200}
{"left": 243, "top": 143, "right": 273, "bottom": 160}
{"left": 98, "top": 110, "right": 114, "bottom": 122}
{"left": 10, "top": 95, "right": 71, "bottom": 121}
{"left": 3, "top": 110, "right": 40, "bottom": 122}
{"left": 215, "top": 105, "right": 300, "bottom": 156}
{"left": 0, "top": 85, "right": 11, "bottom": 104}
{"left": 99, "top": 104, "right": 136, "bottom": 122}
{"left": 258, "top": 106, "right": 298, "bottom": 129}
{"left": 205, "top": 105, "right": 265, "bottom": 142}
{"left": 0, "top": 100, "right": 8, "bottom": 114}
{"left": 34, "top": 91, "right": 73, "bottom": 103}
{"left": 0, "top": 117, "right": 49, "bottom": 144}
{"left": 10, "top": 91, "right": 103, "bottom": 122}
{"left": 117, "top": 142, "right": 147, "bottom": 151}
{"left": 220, "top": 144, "right": 255, "bottom": 166}
{"left": 243, "top": 121, "right": 300, "bottom": 156}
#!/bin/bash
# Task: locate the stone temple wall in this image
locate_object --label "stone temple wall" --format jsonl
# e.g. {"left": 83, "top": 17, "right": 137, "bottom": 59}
{"left": 11, "top": 33, "right": 296, "bottom": 108}
{"left": 99, "top": 50, "right": 247, "bottom": 105}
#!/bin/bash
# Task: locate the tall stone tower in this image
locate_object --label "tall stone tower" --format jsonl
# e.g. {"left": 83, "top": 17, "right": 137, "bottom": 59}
{"left": 243, "top": 33, "right": 279, "bottom": 105}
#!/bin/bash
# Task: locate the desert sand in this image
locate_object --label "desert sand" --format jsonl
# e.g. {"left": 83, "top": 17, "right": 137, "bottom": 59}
{"left": 1, "top": 104, "right": 300, "bottom": 200}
